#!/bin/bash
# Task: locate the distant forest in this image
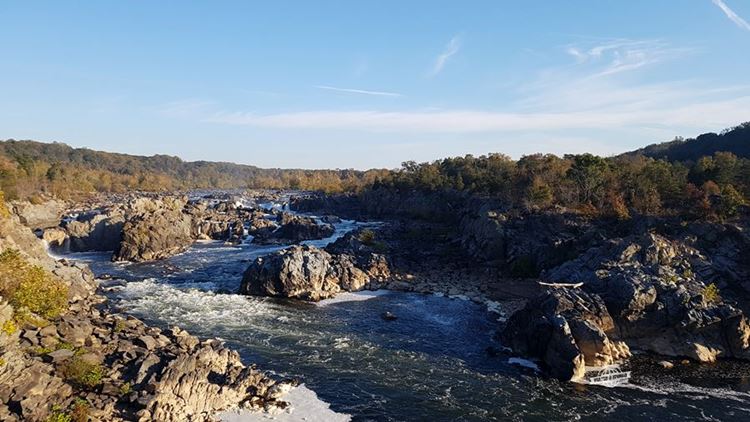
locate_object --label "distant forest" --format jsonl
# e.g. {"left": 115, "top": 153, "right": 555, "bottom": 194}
{"left": 1, "top": 122, "right": 749, "bottom": 220}
{"left": 0, "top": 140, "right": 389, "bottom": 199}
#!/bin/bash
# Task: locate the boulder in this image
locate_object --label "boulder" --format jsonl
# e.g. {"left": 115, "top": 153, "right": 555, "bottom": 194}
{"left": 41, "top": 227, "right": 68, "bottom": 250}
{"left": 65, "top": 212, "right": 125, "bottom": 252}
{"left": 240, "top": 245, "right": 341, "bottom": 301}
{"left": 10, "top": 199, "right": 66, "bottom": 230}
{"left": 113, "top": 199, "right": 193, "bottom": 262}
{"left": 240, "top": 242, "right": 389, "bottom": 301}
{"left": 252, "top": 213, "right": 334, "bottom": 244}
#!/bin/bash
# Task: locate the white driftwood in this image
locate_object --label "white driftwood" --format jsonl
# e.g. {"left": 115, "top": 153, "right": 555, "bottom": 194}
{"left": 538, "top": 281, "right": 583, "bottom": 288}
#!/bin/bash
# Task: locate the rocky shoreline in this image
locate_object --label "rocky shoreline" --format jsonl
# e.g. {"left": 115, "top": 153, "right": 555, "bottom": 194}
{"left": 1, "top": 195, "right": 293, "bottom": 421}
{"left": 8, "top": 187, "right": 750, "bottom": 416}
{"left": 288, "top": 191, "right": 750, "bottom": 381}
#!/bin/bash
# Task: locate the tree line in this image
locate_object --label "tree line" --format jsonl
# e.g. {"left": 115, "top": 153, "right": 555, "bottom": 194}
{"left": 0, "top": 140, "right": 389, "bottom": 199}
{"left": 1, "top": 123, "right": 748, "bottom": 221}
{"left": 373, "top": 123, "right": 750, "bottom": 220}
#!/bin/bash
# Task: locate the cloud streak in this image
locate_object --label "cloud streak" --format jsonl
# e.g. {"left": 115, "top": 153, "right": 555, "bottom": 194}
{"left": 430, "top": 36, "right": 461, "bottom": 76}
{"left": 563, "top": 39, "right": 691, "bottom": 78}
{"left": 202, "top": 95, "right": 750, "bottom": 133}
{"left": 712, "top": 0, "right": 750, "bottom": 31}
{"left": 314, "top": 85, "right": 402, "bottom": 97}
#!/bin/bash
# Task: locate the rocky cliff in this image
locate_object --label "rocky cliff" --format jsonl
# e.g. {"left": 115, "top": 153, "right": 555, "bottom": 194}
{"left": 502, "top": 233, "right": 750, "bottom": 380}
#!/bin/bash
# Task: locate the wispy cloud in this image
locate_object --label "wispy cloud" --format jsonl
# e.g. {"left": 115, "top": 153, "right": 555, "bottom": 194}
{"left": 430, "top": 35, "right": 461, "bottom": 76}
{"left": 200, "top": 96, "right": 750, "bottom": 133}
{"left": 563, "top": 39, "right": 691, "bottom": 77}
{"left": 314, "top": 85, "right": 402, "bottom": 97}
{"left": 712, "top": 0, "right": 750, "bottom": 31}
{"left": 158, "top": 37, "right": 749, "bottom": 146}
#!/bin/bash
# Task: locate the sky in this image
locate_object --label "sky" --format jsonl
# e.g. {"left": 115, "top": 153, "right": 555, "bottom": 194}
{"left": 1, "top": 0, "right": 750, "bottom": 169}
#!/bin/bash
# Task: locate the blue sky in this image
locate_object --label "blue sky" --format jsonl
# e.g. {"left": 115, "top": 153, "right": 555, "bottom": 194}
{"left": 1, "top": 1, "right": 749, "bottom": 169}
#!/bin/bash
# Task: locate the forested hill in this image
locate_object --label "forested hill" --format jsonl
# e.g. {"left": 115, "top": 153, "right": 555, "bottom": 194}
{"left": 0, "top": 139, "right": 388, "bottom": 199}
{"left": 628, "top": 122, "right": 750, "bottom": 162}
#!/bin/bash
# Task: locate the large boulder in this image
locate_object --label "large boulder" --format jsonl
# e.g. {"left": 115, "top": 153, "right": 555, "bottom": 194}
{"left": 252, "top": 213, "right": 334, "bottom": 244}
{"left": 10, "top": 199, "right": 66, "bottom": 230}
{"left": 113, "top": 199, "right": 193, "bottom": 262}
{"left": 240, "top": 245, "right": 342, "bottom": 301}
{"left": 240, "top": 242, "right": 390, "bottom": 301}
{"left": 65, "top": 212, "right": 125, "bottom": 252}
{"left": 500, "top": 289, "right": 630, "bottom": 381}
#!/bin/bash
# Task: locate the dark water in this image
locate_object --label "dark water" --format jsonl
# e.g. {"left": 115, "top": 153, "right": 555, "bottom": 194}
{"left": 61, "top": 216, "right": 750, "bottom": 421}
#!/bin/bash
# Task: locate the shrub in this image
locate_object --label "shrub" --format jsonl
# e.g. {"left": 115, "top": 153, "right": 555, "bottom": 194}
{"left": 44, "top": 406, "right": 72, "bottom": 422}
{"left": 113, "top": 319, "right": 126, "bottom": 333}
{"left": 61, "top": 357, "right": 104, "bottom": 389}
{"left": 0, "top": 190, "right": 9, "bottom": 219}
{"left": 1, "top": 319, "right": 17, "bottom": 336}
{"left": 0, "top": 249, "right": 68, "bottom": 322}
{"left": 119, "top": 382, "right": 132, "bottom": 396}
{"left": 702, "top": 283, "right": 721, "bottom": 305}
{"left": 358, "top": 229, "right": 376, "bottom": 245}
{"left": 69, "top": 398, "right": 90, "bottom": 422}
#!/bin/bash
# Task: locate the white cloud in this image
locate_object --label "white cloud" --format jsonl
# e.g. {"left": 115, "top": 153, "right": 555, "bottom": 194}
{"left": 314, "top": 85, "right": 402, "bottom": 97}
{"left": 202, "top": 96, "right": 750, "bottom": 133}
{"left": 430, "top": 35, "right": 461, "bottom": 76}
{"left": 712, "top": 0, "right": 750, "bottom": 31}
{"left": 562, "top": 39, "right": 691, "bottom": 77}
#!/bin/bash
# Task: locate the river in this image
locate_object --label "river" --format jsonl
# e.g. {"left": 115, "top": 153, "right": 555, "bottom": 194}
{"left": 58, "top": 205, "right": 750, "bottom": 421}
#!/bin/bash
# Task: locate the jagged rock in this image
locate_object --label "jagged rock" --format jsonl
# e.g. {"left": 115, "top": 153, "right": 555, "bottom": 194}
{"left": 143, "top": 341, "right": 281, "bottom": 422}
{"left": 326, "top": 228, "right": 391, "bottom": 281}
{"left": 41, "top": 227, "right": 68, "bottom": 250}
{"left": 252, "top": 213, "right": 334, "bottom": 245}
{"left": 66, "top": 211, "right": 125, "bottom": 252}
{"left": 44, "top": 349, "right": 75, "bottom": 363}
{"left": 503, "top": 233, "right": 750, "bottom": 380}
{"left": 500, "top": 288, "right": 629, "bottom": 381}
{"left": 240, "top": 245, "right": 342, "bottom": 301}
{"left": 241, "top": 236, "right": 392, "bottom": 301}
{"left": 10, "top": 199, "right": 66, "bottom": 230}
{"left": 113, "top": 198, "right": 193, "bottom": 262}
{"left": 458, "top": 205, "right": 599, "bottom": 276}
{"left": 1, "top": 201, "right": 289, "bottom": 421}
{"left": 135, "top": 335, "right": 157, "bottom": 351}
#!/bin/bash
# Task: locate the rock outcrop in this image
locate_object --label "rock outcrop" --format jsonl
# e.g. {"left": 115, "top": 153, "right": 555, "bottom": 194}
{"left": 502, "top": 233, "right": 750, "bottom": 380}
{"left": 252, "top": 213, "right": 334, "bottom": 245}
{"left": 65, "top": 211, "right": 125, "bottom": 252}
{"left": 458, "top": 205, "right": 601, "bottom": 276}
{"left": 113, "top": 198, "right": 193, "bottom": 262}
{"left": 10, "top": 199, "right": 66, "bottom": 230}
{"left": 241, "top": 245, "right": 343, "bottom": 301}
{"left": 500, "top": 289, "right": 630, "bottom": 381}
{"left": 240, "top": 231, "right": 391, "bottom": 301}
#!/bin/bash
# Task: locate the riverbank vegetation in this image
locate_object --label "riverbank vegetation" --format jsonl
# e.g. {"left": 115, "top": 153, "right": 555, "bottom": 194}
{"left": 1, "top": 123, "right": 748, "bottom": 220}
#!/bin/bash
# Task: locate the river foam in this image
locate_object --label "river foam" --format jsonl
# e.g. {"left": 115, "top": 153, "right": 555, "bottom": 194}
{"left": 218, "top": 384, "right": 351, "bottom": 422}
